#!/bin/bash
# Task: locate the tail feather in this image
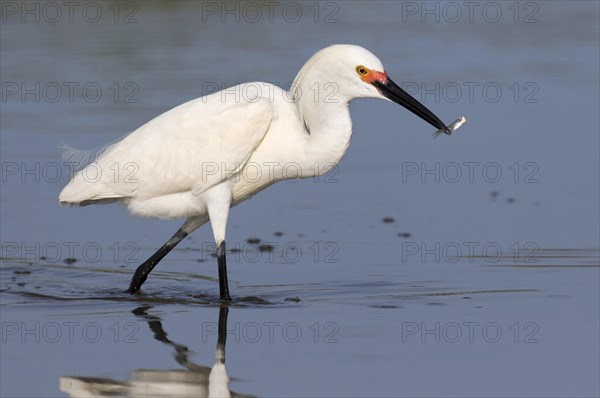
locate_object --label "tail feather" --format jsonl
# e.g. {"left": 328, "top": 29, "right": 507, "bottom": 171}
{"left": 58, "top": 136, "right": 132, "bottom": 206}
{"left": 59, "top": 134, "right": 126, "bottom": 172}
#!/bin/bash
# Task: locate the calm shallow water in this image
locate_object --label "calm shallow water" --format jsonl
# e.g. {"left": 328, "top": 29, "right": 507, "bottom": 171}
{"left": 1, "top": 1, "right": 599, "bottom": 397}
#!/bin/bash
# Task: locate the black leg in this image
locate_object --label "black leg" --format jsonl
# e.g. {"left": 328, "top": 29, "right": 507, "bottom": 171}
{"left": 125, "top": 228, "right": 188, "bottom": 294}
{"left": 217, "top": 241, "right": 231, "bottom": 301}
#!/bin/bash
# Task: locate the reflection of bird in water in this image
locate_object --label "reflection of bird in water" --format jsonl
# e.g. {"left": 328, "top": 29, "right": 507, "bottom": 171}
{"left": 59, "top": 306, "right": 252, "bottom": 398}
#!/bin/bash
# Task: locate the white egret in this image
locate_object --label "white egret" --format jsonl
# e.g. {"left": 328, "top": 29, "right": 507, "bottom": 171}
{"left": 59, "top": 44, "right": 453, "bottom": 301}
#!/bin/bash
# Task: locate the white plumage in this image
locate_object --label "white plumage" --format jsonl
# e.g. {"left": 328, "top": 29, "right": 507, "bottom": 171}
{"left": 59, "top": 45, "right": 382, "bottom": 217}
{"left": 59, "top": 44, "right": 452, "bottom": 299}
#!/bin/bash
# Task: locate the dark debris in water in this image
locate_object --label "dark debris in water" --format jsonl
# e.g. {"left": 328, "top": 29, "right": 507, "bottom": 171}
{"left": 64, "top": 257, "right": 77, "bottom": 264}
{"left": 274, "top": 231, "right": 284, "bottom": 237}
{"left": 382, "top": 217, "right": 395, "bottom": 224}
{"left": 13, "top": 269, "right": 31, "bottom": 275}
{"left": 258, "top": 244, "right": 274, "bottom": 253}
{"left": 246, "top": 237, "right": 261, "bottom": 244}
{"left": 397, "top": 232, "right": 412, "bottom": 238}
{"left": 284, "top": 296, "right": 301, "bottom": 302}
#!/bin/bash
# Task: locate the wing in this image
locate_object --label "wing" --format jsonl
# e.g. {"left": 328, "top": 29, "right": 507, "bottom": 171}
{"left": 59, "top": 87, "right": 275, "bottom": 205}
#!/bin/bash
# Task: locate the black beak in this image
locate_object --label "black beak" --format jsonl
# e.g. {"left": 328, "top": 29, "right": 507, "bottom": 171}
{"left": 373, "top": 77, "right": 450, "bottom": 134}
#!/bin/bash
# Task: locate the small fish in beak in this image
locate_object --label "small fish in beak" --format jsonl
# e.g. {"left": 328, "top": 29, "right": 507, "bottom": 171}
{"left": 433, "top": 116, "right": 467, "bottom": 139}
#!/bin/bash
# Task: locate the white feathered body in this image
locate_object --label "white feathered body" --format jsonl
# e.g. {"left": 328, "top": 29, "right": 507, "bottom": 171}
{"left": 59, "top": 83, "right": 352, "bottom": 220}
{"left": 59, "top": 45, "right": 391, "bottom": 223}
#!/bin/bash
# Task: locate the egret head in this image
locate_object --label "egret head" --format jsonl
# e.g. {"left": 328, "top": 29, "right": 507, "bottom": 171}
{"left": 295, "top": 44, "right": 450, "bottom": 134}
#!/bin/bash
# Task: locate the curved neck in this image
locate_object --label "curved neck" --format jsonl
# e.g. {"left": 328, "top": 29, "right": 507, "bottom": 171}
{"left": 292, "top": 73, "right": 354, "bottom": 174}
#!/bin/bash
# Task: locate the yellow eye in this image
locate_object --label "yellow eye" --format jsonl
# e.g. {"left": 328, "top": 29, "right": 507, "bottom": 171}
{"left": 356, "top": 65, "right": 368, "bottom": 76}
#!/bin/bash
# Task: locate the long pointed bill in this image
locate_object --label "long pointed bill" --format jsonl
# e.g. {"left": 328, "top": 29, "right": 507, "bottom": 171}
{"left": 373, "top": 77, "right": 450, "bottom": 135}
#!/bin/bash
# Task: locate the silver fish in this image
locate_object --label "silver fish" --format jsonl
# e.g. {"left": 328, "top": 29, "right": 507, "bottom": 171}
{"left": 433, "top": 116, "right": 467, "bottom": 138}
